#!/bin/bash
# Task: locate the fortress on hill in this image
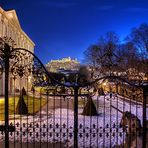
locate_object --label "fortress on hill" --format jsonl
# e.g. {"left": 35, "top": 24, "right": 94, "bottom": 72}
{"left": 46, "top": 57, "right": 80, "bottom": 73}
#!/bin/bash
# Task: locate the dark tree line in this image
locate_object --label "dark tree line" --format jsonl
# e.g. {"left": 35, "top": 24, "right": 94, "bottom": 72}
{"left": 47, "top": 66, "right": 90, "bottom": 85}
{"left": 84, "top": 23, "right": 148, "bottom": 79}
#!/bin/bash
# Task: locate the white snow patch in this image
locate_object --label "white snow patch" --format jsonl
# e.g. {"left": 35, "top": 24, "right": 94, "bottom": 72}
{"left": 0, "top": 93, "right": 147, "bottom": 147}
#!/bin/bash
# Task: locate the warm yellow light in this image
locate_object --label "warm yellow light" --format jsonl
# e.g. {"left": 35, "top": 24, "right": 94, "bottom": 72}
{"left": 0, "top": 99, "right": 4, "bottom": 103}
{"left": 102, "top": 82, "right": 107, "bottom": 86}
{"left": 28, "top": 76, "right": 32, "bottom": 83}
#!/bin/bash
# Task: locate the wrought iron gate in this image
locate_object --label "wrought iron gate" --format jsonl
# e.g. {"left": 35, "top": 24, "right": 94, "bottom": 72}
{"left": 0, "top": 38, "right": 148, "bottom": 148}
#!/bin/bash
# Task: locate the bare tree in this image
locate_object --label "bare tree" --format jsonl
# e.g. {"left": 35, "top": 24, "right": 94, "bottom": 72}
{"left": 84, "top": 44, "right": 100, "bottom": 67}
{"left": 83, "top": 25, "right": 148, "bottom": 81}
{"left": 127, "top": 23, "right": 148, "bottom": 58}
{"left": 84, "top": 32, "right": 121, "bottom": 76}
{"left": 119, "top": 42, "right": 140, "bottom": 73}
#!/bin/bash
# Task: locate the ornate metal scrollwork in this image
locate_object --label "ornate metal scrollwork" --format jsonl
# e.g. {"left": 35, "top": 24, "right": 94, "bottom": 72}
{"left": 0, "top": 37, "right": 146, "bottom": 91}
{"left": 0, "top": 37, "right": 54, "bottom": 88}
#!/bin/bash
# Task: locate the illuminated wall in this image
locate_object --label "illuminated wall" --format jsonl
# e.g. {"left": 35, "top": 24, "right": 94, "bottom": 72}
{"left": 0, "top": 7, "right": 35, "bottom": 95}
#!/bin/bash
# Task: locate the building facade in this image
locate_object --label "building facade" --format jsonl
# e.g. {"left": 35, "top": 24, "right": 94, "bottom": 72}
{"left": 0, "top": 7, "right": 35, "bottom": 95}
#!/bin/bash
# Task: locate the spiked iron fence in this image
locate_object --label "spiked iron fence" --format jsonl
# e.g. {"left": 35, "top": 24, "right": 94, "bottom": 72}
{"left": 0, "top": 38, "right": 147, "bottom": 148}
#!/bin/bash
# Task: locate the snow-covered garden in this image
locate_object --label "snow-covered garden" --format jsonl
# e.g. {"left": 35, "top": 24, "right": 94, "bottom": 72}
{"left": 0, "top": 93, "right": 147, "bottom": 147}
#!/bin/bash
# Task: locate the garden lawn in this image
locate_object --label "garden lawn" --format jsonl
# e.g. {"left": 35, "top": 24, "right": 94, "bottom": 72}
{"left": 0, "top": 96, "right": 47, "bottom": 121}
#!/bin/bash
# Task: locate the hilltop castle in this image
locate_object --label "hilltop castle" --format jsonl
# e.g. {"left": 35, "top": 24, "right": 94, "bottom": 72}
{"left": 46, "top": 57, "right": 80, "bottom": 72}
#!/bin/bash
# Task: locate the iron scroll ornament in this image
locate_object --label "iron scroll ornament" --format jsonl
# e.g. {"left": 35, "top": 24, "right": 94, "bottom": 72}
{"left": 0, "top": 37, "right": 146, "bottom": 88}
{"left": 11, "top": 50, "right": 145, "bottom": 88}
{"left": 0, "top": 38, "right": 148, "bottom": 148}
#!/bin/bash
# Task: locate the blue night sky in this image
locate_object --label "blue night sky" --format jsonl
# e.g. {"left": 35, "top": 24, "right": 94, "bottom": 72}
{"left": 1, "top": 0, "right": 148, "bottom": 64}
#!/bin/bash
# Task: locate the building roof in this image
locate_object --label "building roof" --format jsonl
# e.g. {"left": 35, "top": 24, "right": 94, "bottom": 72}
{"left": 5, "top": 9, "right": 21, "bottom": 28}
{"left": 0, "top": 7, "right": 35, "bottom": 46}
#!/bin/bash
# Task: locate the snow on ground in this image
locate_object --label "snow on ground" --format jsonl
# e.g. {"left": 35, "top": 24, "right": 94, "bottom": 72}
{"left": 0, "top": 93, "right": 147, "bottom": 147}
{"left": 93, "top": 93, "right": 148, "bottom": 123}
